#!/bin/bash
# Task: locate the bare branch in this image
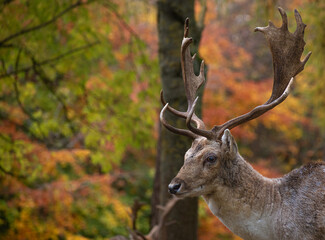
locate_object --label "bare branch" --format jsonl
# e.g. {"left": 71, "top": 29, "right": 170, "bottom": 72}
{"left": 0, "top": 41, "right": 100, "bottom": 79}
{"left": 146, "top": 197, "right": 180, "bottom": 240}
{"left": 0, "top": 0, "right": 92, "bottom": 46}
{"left": 29, "top": 57, "right": 77, "bottom": 135}
{"left": 130, "top": 199, "right": 145, "bottom": 231}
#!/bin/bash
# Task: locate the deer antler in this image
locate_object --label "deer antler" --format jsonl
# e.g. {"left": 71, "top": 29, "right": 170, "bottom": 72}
{"left": 160, "top": 8, "right": 311, "bottom": 141}
{"left": 160, "top": 18, "right": 209, "bottom": 139}
{"left": 255, "top": 7, "right": 312, "bottom": 103}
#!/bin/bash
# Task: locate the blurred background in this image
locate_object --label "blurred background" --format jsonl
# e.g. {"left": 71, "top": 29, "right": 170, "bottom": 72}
{"left": 0, "top": 0, "right": 324, "bottom": 239}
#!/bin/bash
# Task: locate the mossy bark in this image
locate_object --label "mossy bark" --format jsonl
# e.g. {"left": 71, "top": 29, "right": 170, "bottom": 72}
{"left": 152, "top": 1, "right": 205, "bottom": 240}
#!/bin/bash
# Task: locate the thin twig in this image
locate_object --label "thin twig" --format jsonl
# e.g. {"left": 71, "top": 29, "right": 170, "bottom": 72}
{"left": 0, "top": 165, "right": 15, "bottom": 177}
{"left": 7, "top": 47, "right": 47, "bottom": 140}
{"left": 12, "top": 49, "right": 38, "bottom": 122}
{"left": 0, "top": 0, "right": 87, "bottom": 46}
{"left": 31, "top": 58, "right": 77, "bottom": 134}
{"left": 0, "top": 41, "right": 100, "bottom": 79}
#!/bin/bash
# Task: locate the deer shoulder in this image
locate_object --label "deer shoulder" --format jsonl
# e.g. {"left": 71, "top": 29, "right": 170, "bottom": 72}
{"left": 276, "top": 162, "right": 325, "bottom": 239}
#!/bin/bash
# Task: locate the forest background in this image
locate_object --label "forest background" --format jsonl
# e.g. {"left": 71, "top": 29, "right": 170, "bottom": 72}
{"left": 0, "top": 0, "right": 324, "bottom": 239}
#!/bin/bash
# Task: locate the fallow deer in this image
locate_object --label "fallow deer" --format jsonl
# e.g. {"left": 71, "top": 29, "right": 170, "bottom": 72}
{"left": 159, "top": 8, "right": 325, "bottom": 240}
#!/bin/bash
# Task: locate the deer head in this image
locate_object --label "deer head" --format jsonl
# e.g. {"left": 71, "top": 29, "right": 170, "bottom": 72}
{"left": 160, "top": 8, "right": 311, "bottom": 198}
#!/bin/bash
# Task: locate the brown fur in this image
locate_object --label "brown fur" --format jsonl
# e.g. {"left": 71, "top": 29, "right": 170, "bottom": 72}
{"left": 169, "top": 131, "right": 325, "bottom": 240}
{"left": 164, "top": 8, "right": 315, "bottom": 240}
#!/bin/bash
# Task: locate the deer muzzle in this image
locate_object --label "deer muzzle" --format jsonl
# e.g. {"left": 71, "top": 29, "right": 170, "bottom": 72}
{"left": 168, "top": 178, "right": 185, "bottom": 194}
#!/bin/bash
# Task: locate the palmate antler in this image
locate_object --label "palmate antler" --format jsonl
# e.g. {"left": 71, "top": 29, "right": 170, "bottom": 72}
{"left": 160, "top": 7, "right": 311, "bottom": 141}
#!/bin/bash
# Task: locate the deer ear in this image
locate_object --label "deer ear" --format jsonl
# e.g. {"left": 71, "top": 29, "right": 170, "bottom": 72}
{"left": 221, "top": 129, "right": 238, "bottom": 158}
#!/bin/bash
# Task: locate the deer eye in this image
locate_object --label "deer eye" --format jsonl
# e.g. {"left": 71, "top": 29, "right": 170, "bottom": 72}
{"left": 206, "top": 155, "right": 217, "bottom": 164}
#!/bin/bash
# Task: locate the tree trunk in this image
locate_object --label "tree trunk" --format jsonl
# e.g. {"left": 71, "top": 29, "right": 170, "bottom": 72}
{"left": 151, "top": 1, "right": 205, "bottom": 240}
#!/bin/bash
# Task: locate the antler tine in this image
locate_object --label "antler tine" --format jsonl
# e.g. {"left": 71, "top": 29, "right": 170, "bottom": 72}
{"left": 184, "top": 17, "right": 189, "bottom": 38}
{"left": 159, "top": 18, "right": 207, "bottom": 139}
{"left": 161, "top": 9, "right": 310, "bottom": 141}
{"left": 186, "top": 97, "right": 215, "bottom": 139}
{"left": 181, "top": 18, "right": 207, "bottom": 130}
{"left": 160, "top": 103, "right": 197, "bottom": 139}
{"left": 213, "top": 77, "right": 295, "bottom": 139}
{"left": 278, "top": 7, "right": 288, "bottom": 30}
{"left": 160, "top": 90, "right": 206, "bottom": 129}
{"left": 254, "top": 7, "right": 311, "bottom": 103}
{"left": 294, "top": 9, "right": 305, "bottom": 35}
{"left": 181, "top": 38, "right": 205, "bottom": 112}
{"left": 160, "top": 90, "right": 187, "bottom": 118}
{"left": 187, "top": 76, "right": 295, "bottom": 140}
{"left": 209, "top": 8, "right": 311, "bottom": 140}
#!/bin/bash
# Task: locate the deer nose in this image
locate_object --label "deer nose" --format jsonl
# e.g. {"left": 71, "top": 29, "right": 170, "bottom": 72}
{"left": 168, "top": 183, "right": 182, "bottom": 194}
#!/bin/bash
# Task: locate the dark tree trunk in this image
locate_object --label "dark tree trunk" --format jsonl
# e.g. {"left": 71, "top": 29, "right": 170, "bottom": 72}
{"left": 151, "top": 1, "right": 205, "bottom": 240}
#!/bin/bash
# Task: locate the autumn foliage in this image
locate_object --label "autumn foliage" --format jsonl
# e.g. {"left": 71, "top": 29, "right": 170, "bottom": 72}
{"left": 0, "top": 0, "right": 324, "bottom": 239}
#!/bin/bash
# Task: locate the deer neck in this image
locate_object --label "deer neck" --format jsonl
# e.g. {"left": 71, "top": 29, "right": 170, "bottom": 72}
{"left": 203, "top": 155, "right": 281, "bottom": 240}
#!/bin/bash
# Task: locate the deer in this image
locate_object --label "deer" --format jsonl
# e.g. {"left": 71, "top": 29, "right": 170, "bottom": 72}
{"left": 159, "top": 7, "right": 325, "bottom": 240}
